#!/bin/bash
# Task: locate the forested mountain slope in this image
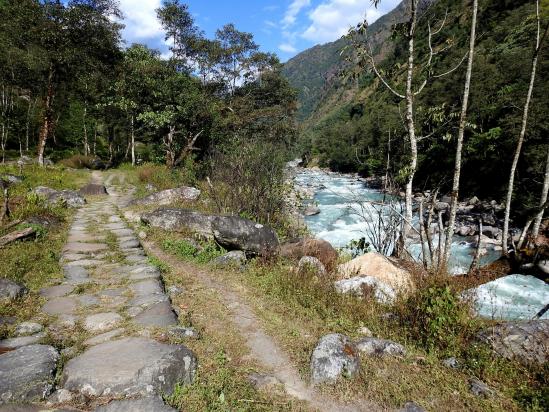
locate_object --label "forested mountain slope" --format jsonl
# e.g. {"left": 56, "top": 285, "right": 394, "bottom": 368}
{"left": 282, "top": 0, "right": 548, "bottom": 220}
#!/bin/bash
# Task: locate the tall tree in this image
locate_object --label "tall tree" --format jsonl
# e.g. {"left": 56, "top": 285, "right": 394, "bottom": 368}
{"left": 502, "top": 0, "right": 549, "bottom": 254}
{"left": 442, "top": 0, "right": 479, "bottom": 270}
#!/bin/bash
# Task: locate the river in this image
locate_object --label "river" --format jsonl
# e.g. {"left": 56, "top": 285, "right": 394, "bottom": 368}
{"left": 295, "top": 168, "right": 549, "bottom": 320}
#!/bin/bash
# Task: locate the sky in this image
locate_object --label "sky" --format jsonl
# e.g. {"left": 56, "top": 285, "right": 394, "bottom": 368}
{"left": 116, "top": 0, "right": 401, "bottom": 62}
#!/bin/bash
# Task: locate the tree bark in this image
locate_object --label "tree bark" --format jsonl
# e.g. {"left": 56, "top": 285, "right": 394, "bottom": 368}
{"left": 442, "top": 0, "right": 478, "bottom": 270}
{"left": 131, "top": 115, "right": 135, "bottom": 166}
{"left": 502, "top": 0, "right": 547, "bottom": 254}
{"left": 37, "top": 66, "right": 55, "bottom": 166}
{"left": 0, "top": 227, "right": 36, "bottom": 248}
{"left": 0, "top": 183, "right": 10, "bottom": 223}
{"left": 532, "top": 147, "right": 549, "bottom": 240}
{"left": 403, "top": 0, "right": 418, "bottom": 240}
{"left": 83, "top": 104, "right": 89, "bottom": 156}
{"left": 165, "top": 125, "right": 176, "bottom": 167}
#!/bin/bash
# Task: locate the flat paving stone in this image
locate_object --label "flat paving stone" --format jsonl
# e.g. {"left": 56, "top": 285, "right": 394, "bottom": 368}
{"left": 65, "top": 259, "right": 105, "bottom": 268}
{"left": 133, "top": 302, "right": 178, "bottom": 327}
{"left": 63, "top": 266, "right": 89, "bottom": 280}
{"left": 112, "top": 229, "right": 134, "bottom": 237}
{"left": 130, "top": 280, "right": 163, "bottom": 296}
{"left": 126, "top": 255, "right": 148, "bottom": 264}
{"left": 129, "top": 271, "right": 161, "bottom": 281}
{"left": 120, "top": 239, "right": 140, "bottom": 249}
{"left": 129, "top": 294, "right": 169, "bottom": 308}
{"left": 64, "top": 243, "right": 107, "bottom": 253}
{"left": 83, "top": 313, "right": 123, "bottom": 333}
{"left": 61, "top": 337, "right": 196, "bottom": 398}
{"left": 98, "top": 288, "right": 126, "bottom": 298}
{"left": 40, "top": 284, "right": 75, "bottom": 299}
{"left": 15, "top": 322, "right": 44, "bottom": 336}
{"left": 0, "top": 333, "right": 46, "bottom": 349}
{"left": 84, "top": 328, "right": 125, "bottom": 347}
{"left": 94, "top": 396, "right": 176, "bottom": 411}
{"left": 75, "top": 294, "right": 100, "bottom": 307}
{"left": 42, "top": 297, "right": 77, "bottom": 315}
{"left": 0, "top": 344, "right": 59, "bottom": 404}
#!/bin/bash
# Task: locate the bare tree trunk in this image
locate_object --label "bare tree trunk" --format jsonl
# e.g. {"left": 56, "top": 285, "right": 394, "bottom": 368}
{"left": 403, "top": 0, "right": 418, "bottom": 240}
{"left": 1, "top": 123, "right": 5, "bottom": 164}
{"left": 93, "top": 125, "right": 97, "bottom": 155}
{"left": 502, "top": 0, "right": 548, "bottom": 254}
{"left": 532, "top": 147, "right": 549, "bottom": 240}
{"left": 385, "top": 130, "right": 391, "bottom": 191}
{"left": 37, "top": 66, "right": 55, "bottom": 167}
{"left": 0, "top": 182, "right": 10, "bottom": 223}
{"left": 131, "top": 115, "right": 135, "bottom": 166}
{"left": 442, "top": 0, "right": 478, "bottom": 270}
{"left": 83, "top": 104, "right": 89, "bottom": 156}
{"left": 165, "top": 125, "right": 176, "bottom": 167}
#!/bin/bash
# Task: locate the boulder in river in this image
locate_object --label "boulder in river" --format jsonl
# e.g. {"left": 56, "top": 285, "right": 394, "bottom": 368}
{"left": 310, "top": 333, "right": 360, "bottom": 385}
{"left": 338, "top": 252, "right": 414, "bottom": 295}
{"left": 303, "top": 204, "right": 320, "bottom": 216}
{"left": 132, "top": 187, "right": 200, "bottom": 206}
{"left": 211, "top": 216, "right": 279, "bottom": 256}
{"left": 141, "top": 208, "right": 215, "bottom": 239}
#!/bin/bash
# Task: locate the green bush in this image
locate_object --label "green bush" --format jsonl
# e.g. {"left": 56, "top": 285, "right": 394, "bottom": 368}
{"left": 399, "top": 283, "right": 474, "bottom": 353}
{"left": 163, "top": 238, "right": 225, "bottom": 264}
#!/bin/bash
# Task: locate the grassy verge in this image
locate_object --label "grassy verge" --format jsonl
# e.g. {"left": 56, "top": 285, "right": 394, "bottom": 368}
{"left": 146, "top": 226, "right": 546, "bottom": 412}
{"left": 146, "top": 244, "right": 309, "bottom": 411}
{"left": 0, "top": 164, "right": 89, "bottom": 339}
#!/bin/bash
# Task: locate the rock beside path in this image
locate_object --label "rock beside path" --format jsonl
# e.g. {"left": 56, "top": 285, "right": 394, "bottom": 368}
{"left": 355, "top": 337, "right": 406, "bottom": 357}
{"left": 141, "top": 208, "right": 215, "bottom": 239}
{"left": 132, "top": 187, "right": 200, "bottom": 206}
{"left": 61, "top": 337, "right": 197, "bottom": 398}
{"left": 334, "top": 276, "right": 396, "bottom": 303}
{"left": 280, "top": 238, "right": 339, "bottom": 270}
{"left": 79, "top": 183, "right": 108, "bottom": 196}
{"left": 0, "top": 344, "right": 59, "bottom": 404}
{"left": 212, "top": 216, "right": 279, "bottom": 256}
{"left": 33, "top": 186, "right": 86, "bottom": 208}
{"left": 310, "top": 333, "right": 360, "bottom": 385}
{"left": 476, "top": 320, "right": 549, "bottom": 365}
{"left": 0, "top": 279, "right": 27, "bottom": 302}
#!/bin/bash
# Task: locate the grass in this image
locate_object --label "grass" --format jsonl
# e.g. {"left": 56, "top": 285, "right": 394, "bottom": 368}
{"left": 148, "top": 223, "right": 547, "bottom": 412}
{"left": 149, "top": 243, "right": 308, "bottom": 411}
{"left": 0, "top": 163, "right": 89, "bottom": 339}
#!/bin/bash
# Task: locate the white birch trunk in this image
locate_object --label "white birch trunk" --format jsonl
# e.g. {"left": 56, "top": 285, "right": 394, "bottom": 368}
{"left": 532, "top": 148, "right": 549, "bottom": 239}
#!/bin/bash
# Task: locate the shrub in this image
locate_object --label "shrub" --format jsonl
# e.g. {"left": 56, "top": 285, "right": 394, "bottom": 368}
{"left": 207, "top": 138, "right": 288, "bottom": 229}
{"left": 136, "top": 161, "right": 197, "bottom": 191}
{"left": 398, "top": 281, "right": 475, "bottom": 353}
{"left": 58, "top": 154, "right": 96, "bottom": 169}
{"left": 163, "top": 238, "right": 225, "bottom": 264}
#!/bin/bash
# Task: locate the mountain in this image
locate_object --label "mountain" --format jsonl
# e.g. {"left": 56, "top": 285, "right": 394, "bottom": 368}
{"left": 282, "top": 1, "right": 407, "bottom": 121}
{"left": 281, "top": 0, "right": 548, "bottom": 219}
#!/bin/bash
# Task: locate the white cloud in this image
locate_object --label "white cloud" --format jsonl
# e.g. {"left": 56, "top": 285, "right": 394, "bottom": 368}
{"left": 117, "top": 0, "right": 164, "bottom": 44}
{"left": 279, "top": 43, "right": 298, "bottom": 53}
{"left": 301, "top": 0, "right": 399, "bottom": 44}
{"left": 282, "top": 0, "right": 311, "bottom": 29}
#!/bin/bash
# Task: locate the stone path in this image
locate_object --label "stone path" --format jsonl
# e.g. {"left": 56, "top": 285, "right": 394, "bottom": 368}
{"left": 1, "top": 174, "right": 195, "bottom": 411}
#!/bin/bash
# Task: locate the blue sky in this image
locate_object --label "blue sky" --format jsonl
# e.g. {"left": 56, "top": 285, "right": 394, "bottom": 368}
{"left": 117, "top": 0, "right": 400, "bottom": 61}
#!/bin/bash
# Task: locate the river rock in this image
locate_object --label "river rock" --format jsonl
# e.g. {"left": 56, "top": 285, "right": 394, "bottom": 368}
{"left": 280, "top": 238, "right": 339, "bottom": 270}
{"left": 132, "top": 187, "right": 200, "bottom": 206}
{"left": 211, "top": 216, "right": 279, "bottom": 256}
{"left": 94, "top": 396, "right": 176, "bottom": 412}
{"left": 304, "top": 204, "right": 320, "bottom": 216}
{"left": 476, "top": 320, "right": 549, "bottom": 365}
{"left": 61, "top": 337, "right": 196, "bottom": 398}
{"left": 298, "top": 256, "right": 327, "bottom": 276}
{"left": 0, "top": 344, "right": 59, "bottom": 404}
{"left": 310, "top": 333, "right": 360, "bottom": 385}
{"left": 0, "top": 279, "right": 27, "bottom": 301}
{"left": 141, "top": 208, "right": 215, "bottom": 239}
{"left": 355, "top": 337, "right": 406, "bottom": 357}
{"left": 338, "top": 252, "right": 413, "bottom": 294}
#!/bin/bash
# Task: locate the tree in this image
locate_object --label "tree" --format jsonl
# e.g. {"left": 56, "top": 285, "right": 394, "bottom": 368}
{"left": 215, "top": 24, "right": 258, "bottom": 94}
{"left": 346, "top": 0, "right": 465, "bottom": 248}
{"left": 31, "top": 0, "right": 122, "bottom": 165}
{"left": 156, "top": 0, "right": 201, "bottom": 71}
{"left": 532, "top": 147, "right": 549, "bottom": 240}
{"left": 441, "top": 0, "right": 478, "bottom": 271}
{"left": 502, "top": 0, "right": 549, "bottom": 254}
